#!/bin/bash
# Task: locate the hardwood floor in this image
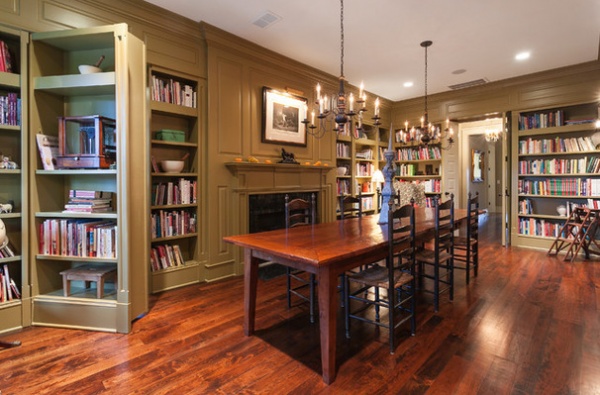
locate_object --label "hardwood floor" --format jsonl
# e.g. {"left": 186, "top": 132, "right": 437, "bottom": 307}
{"left": 2, "top": 213, "right": 600, "bottom": 394}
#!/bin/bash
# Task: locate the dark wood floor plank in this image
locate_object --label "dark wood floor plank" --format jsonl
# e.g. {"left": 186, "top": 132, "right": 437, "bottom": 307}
{"left": 1, "top": 213, "right": 600, "bottom": 394}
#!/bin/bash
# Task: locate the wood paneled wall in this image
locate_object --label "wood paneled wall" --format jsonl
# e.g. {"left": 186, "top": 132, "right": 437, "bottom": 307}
{"left": 2, "top": 0, "right": 599, "bottom": 282}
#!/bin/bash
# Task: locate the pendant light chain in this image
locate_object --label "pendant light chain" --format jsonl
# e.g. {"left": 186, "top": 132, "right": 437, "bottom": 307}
{"left": 340, "top": 0, "right": 344, "bottom": 80}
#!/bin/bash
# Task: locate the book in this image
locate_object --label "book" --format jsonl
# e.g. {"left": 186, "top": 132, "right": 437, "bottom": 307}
{"left": 69, "top": 190, "right": 113, "bottom": 199}
{"left": 36, "top": 133, "right": 59, "bottom": 170}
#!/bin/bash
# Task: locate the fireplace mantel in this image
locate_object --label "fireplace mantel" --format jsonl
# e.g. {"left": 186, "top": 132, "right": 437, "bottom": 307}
{"left": 225, "top": 161, "right": 333, "bottom": 193}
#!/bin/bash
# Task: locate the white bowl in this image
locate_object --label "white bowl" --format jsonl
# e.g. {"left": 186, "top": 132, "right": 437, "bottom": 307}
{"left": 161, "top": 160, "right": 184, "bottom": 173}
{"left": 336, "top": 167, "right": 347, "bottom": 176}
{"left": 78, "top": 65, "right": 102, "bottom": 74}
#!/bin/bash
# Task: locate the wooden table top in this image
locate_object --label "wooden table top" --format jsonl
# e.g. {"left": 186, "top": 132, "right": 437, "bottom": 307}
{"left": 224, "top": 208, "right": 467, "bottom": 268}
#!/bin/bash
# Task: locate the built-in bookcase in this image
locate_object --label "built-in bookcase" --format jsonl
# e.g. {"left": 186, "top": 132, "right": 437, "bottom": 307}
{"left": 511, "top": 102, "right": 600, "bottom": 249}
{"left": 391, "top": 125, "right": 443, "bottom": 207}
{"left": 149, "top": 66, "right": 203, "bottom": 293}
{"left": 0, "top": 26, "right": 28, "bottom": 335}
{"left": 28, "top": 24, "right": 148, "bottom": 333}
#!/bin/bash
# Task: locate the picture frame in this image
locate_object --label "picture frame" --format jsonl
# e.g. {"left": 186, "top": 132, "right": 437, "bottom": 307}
{"left": 262, "top": 86, "right": 308, "bottom": 147}
{"left": 471, "top": 149, "right": 484, "bottom": 182}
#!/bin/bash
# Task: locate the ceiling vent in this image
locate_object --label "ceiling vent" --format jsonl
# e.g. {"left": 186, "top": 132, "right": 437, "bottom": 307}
{"left": 252, "top": 11, "right": 282, "bottom": 29}
{"left": 448, "top": 78, "right": 489, "bottom": 90}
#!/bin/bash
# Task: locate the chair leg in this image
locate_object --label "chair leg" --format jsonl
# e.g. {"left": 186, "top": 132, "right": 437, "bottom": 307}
{"left": 465, "top": 246, "right": 471, "bottom": 285}
{"left": 375, "top": 287, "right": 380, "bottom": 321}
{"left": 344, "top": 277, "right": 351, "bottom": 339}
{"left": 434, "top": 261, "right": 440, "bottom": 312}
{"left": 449, "top": 258, "right": 454, "bottom": 301}
{"left": 309, "top": 274, "right": 316, "bottom": 324}
{"left": 286, "top": 267, "right": 292, "bottom": 308}
{"left": 388, "top": 286, "right": 395, "bottom": 355}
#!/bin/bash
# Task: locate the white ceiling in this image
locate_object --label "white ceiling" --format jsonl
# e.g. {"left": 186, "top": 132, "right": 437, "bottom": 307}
{"left": 143, "top": 0, "right": 600, "bottom": 102}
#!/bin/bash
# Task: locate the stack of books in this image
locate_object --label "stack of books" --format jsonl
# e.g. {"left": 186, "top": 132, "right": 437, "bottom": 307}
{"left": 63, "top": 190, "right": 113, "bottom": 213}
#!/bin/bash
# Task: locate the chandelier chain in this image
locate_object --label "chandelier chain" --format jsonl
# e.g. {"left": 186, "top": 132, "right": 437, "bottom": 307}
{"left": 340, "top": 0, "right": 344, "bottom": 79}
{"left": 424, "top": 42, "right": 428, "bottom": 124}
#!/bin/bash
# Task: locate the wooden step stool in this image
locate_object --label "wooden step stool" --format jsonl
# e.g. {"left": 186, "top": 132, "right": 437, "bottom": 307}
{"left": 60, "top": 264, "right": 117, "bottom": 298}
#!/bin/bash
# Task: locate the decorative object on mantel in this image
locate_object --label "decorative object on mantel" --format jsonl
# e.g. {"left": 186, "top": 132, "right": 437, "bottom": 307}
{"left": 301, "top": 0, "right": 378, "bottom": 140}
{"left": 378, "top": 124, "right": 397, "bottom": 224}
{"left": 279, "top": 148, "right": 299, "bottom": 164}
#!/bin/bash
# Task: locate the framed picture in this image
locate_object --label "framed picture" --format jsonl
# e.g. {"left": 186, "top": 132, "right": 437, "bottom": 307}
{"left": 471, "top": 149, "right": 484, "bottom": 182}
{"left": 262, "top": 87, "right": 308, "bottom": 147}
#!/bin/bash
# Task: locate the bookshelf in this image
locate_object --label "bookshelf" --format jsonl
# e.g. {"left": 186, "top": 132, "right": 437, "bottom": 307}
{"left": 0, "top": 26, "right": 28, "bottom": 335}
{"left": 149, "top": 66, "right": 203, "bottom": 293}
{"left": 391, "top": 125, "right": 443, "bottom": 207}
{"left": 511, "top": 102, "right": 600, "bottom": 250}
{"left": 28, "top": 24, "right": 148, "bottom": 333}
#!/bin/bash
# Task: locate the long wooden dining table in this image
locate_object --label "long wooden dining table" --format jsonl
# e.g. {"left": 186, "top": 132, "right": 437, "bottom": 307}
{"left": 223, "top": 207, "right": 467, "bottom": 384}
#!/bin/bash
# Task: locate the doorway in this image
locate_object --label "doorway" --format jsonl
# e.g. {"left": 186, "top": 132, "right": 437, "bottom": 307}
{"left": 458, "top": 117, "right": 509, "bottom": 246}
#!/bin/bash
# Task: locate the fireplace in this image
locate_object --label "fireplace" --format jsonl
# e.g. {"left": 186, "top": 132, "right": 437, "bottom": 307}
{"left": 249, "top": 192, "right": 318, "bottom": 233}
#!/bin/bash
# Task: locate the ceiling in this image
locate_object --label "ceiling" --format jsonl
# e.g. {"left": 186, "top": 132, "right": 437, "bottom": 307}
{"left": 143, "top": 0, "right": 600, "bottom": 102}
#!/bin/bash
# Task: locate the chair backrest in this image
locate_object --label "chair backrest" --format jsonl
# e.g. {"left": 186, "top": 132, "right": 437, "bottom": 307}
{"left": 339, "top": 191, "right": 362, "bottom": 219}
{"left": 285, "top": 193, "right": 316, "bottom": 228}
{"left": 387, "top": 197, "right": 416, "bottom": 279}
{"left": 434, "top": 194, "right": 455, "bottom": 254}
{"left": 466, "top": 192, "right": 479, "bottom": 241}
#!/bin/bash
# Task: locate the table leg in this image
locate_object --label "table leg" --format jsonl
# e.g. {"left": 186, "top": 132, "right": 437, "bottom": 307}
{"left": 244, "top": 248, "right": 259, "bottom": 336}
{"left": 317, "top": 267, "right": 337, "bottom": 384}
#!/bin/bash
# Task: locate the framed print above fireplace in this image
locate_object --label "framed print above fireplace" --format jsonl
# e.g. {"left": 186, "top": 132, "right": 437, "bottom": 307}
{"left": 262, "top": 87, "right": 308, "bottom": 147}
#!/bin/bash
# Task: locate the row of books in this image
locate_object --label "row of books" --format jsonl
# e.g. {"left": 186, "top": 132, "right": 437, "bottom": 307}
{"left": 150, "top": 244, "right": 186, "bottom": 272}
{"left": 0, "top": 264, "right": 20, "bottom": 303}
{"left": 395, "top": 146, "right": 441, "bottom": 161}
{"left": 518, "top": 136, "right": 596, "bottom": 155}
{"left": 63, "top": 190, "right": 114, "bottom": 213}
{"left": 420, "top": 179, "right": 441, "bottom": 193}
{"left": 38, "top": 219, "right": 117, "bottom": 258}
{"left": 0, "top": 40, "right": 13, "bottom": 73}
{"left": 518, "top": 157, "right": 600, "bottom": 175}
{"left": 0, "top": 93, "right": 20, "bottom": 126}
{"left": 518, "top": 178, "right": 600, "bottom": 196}
{"left": 518, "top": 218, "right": 561, "bottom": 238}
{"left": 518, "top": 110, "right": 564, "bottom": 130}
{"left": 152, "top": 179, "right": 197, "bottom": 206}
{"left": 336, "top": 142, "right": 351, "bottom": 158}
{"left": 151, "top": 210, "right": 197, "bottom": 239}
{"left": 518, "top": 199, "right": 600, "bottom": 216}
{"left": 355, "top": 162, "right": 374, "bottom": 177}
{"left": 151, "top": 75, "right": 197, "bottom": 108}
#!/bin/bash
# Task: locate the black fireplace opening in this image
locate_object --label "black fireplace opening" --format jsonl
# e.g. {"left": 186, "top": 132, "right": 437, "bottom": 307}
{"left": 249, "top": 192, "right": 318, "bottom": 279}
{"left": 248, "top": 192, "right": 318, "bottom": 233}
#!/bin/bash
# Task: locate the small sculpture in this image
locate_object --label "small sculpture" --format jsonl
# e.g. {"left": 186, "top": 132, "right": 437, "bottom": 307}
{"left": 0, "top": 203, "right": 13, "bottom": 213}
{"left": 279, "top": 148, "right": 299, "bottom": 164}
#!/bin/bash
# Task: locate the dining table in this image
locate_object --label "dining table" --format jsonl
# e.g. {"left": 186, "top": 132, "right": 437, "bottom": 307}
{"left": 223, "top": 207, "right": 467, "bottom": 384}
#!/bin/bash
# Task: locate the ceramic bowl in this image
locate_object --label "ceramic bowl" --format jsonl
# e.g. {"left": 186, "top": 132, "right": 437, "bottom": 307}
{"left": 336, "top": 167, "right": 347, "bottom": 176}
{"left": 78, "top": 64, "right": 102, "bottom": 74}
{"left": 161, "top": 160, "right": 185, "bottom": 173}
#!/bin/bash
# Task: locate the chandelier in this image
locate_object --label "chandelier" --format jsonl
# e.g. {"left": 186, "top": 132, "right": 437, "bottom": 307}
{"left": 302, "top": 0, "right": 378, "bottom": 139}
{"left": 484, "top": 117, "right": 504, "bottom": 142}
{"left": 485, "top": 128, "right": 502, "bottom": 142}
{"left": 397, "top": 40, "right": 454, "bottom": 149}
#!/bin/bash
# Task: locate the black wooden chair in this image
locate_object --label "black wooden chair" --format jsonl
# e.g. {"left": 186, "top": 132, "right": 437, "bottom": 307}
{"left": 415, "top": 194, "right": 455, "bottom": 312}
{"left": 339, "top": 191, "right": 362, "bottom": 219}
{"left": 454, "top": 192, "right": 479, "bottom": 284}
{"left": 285, "top": 193, "right": 317, "bottom": 323}
{"left": 344, "top": 197, "right": 417, "bottom": 354}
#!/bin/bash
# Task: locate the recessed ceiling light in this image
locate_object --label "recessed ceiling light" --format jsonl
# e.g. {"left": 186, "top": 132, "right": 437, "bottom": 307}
{"left": 515, "top": 51, "right": 531, "bottom": 61}
{"left": 452, "top": 69, "right": 467, "bottom": 75}
{"left": 403, "top": 81, "right": 413, "bottom": 88}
